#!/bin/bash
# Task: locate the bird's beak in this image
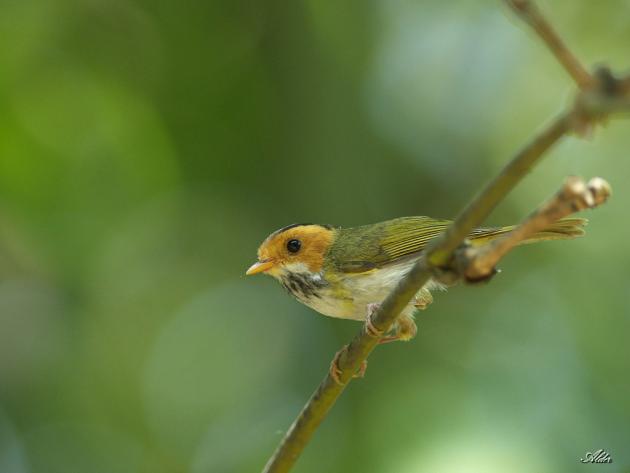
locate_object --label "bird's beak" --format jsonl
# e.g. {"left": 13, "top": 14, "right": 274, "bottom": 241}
{"left": 246, "top": 259, "right": 275, "bottom": 275}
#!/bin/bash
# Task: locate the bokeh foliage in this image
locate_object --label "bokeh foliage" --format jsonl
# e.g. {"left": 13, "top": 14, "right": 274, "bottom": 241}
{"left": 0, "top": 1, "right": 629, "bottom": 472}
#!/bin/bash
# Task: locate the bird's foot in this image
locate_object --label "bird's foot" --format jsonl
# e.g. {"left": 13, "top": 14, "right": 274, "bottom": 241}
{"left": 413, "top": 289, "right": 433, "bottom": 310}
{"left": 364, "top": 303, "right": 419, "bottom": 344}
{"left": 364, "top": 303, "right": 384, "bottom": 338}
{"left": 329, "top": 345, "right": 368, "bottom": 386}
{"left": 378, "top": 315, "right": 418, "bottom": 344}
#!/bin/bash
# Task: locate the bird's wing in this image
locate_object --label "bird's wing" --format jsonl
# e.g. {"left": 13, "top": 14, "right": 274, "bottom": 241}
{"left": 330, "top": 216, "right": 507, "bottom": 273}
{"left": 377, "top": 216, "right": 451, "bottom": 262}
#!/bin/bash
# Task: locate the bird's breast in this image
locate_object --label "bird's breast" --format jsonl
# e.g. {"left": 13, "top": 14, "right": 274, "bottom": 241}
{"left": 280, "top": 271, "right": 327, "bottom": 301}
{"left": 277, "top": 258, "right": 445, "bottom": 321}
{"left": 278, "top": 270, "right": 355, "bottom": 319}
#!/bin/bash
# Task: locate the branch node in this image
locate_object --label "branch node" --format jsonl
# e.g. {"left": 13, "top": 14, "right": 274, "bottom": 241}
{"left": 586, "top": 176, "right": 612, "bottom": 206}
{"left": 594, "top": 66, "right": 620, "bottom": 96}
{"left": 459, "top": 254, "right": 500, "bottom": 284}
{"left": 429, "top": 264, "right": 462, "bottom": 286}
{"left": 571, "top": 67, "right": 630, "bottom": 136}
{"left": 561, "top": 175, "right": 611, "bottom": 210}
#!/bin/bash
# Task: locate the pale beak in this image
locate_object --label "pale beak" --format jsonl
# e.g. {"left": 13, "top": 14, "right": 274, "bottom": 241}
{"left": 246, "top": 259, "right": 275, "bottom": 275}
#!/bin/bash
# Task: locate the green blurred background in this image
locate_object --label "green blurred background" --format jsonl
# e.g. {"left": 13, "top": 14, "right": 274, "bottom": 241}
{"left": 1, "top": 1, "right": 629, "bottom": 472}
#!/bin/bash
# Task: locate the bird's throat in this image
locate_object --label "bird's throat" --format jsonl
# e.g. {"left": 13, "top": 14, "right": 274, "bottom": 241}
{"left": 279, "top": 271, "right": 327, "bottom": 302}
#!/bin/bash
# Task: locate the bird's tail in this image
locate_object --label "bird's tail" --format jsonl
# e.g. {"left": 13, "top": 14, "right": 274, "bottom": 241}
{"left": 469, "top": 217, "right": 587, "bottom": 246}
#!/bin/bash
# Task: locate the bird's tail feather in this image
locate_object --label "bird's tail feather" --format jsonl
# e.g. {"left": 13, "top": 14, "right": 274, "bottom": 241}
{"left": 521, "top": 217, "right": 587, "bottom": 244}
{"left": 469, "top": 217, "right": 587, "bottom": 246}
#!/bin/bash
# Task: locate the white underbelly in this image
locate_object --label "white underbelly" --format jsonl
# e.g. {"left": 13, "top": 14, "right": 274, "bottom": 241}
{"left": 303, "top": 259, "right": 441, "bottom": 321}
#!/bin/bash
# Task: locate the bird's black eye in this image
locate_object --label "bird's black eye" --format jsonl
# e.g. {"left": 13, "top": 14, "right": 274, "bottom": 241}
{"left": 286, "top": 239, "right": 301, "bottom": 253}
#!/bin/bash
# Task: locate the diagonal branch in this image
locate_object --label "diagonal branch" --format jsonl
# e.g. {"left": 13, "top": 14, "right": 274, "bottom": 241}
{"left": 261, "top": 3, "right": 630, "bottom": 473}
{"left": 425, "top": 112, "right": 572, "bottom": 269}
{"left": 458, "top": 176, "right": 612, "bottom": 281}
{"left": 505, "top": 0, "right": 595, "bottom": 89}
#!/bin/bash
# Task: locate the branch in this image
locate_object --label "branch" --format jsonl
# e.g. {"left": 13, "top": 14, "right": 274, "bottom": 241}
{"left": 425, "top": 112, "right": 572, "bottom": 269}
{"left": 262, "top": 3, "right": 630, "bottom": 472}
{"left": 458, "top": 176, "right": 612, "bottom": 281}
{"left": 505, "top": 0, "right": 595, "bottom": 89}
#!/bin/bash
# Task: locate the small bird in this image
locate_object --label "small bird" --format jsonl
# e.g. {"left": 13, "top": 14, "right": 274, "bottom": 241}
{"left": 246, "top": 216, "right": 586, "bottom": 343}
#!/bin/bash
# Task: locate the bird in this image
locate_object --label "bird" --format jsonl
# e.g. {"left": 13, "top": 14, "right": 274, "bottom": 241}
{"left": 246, "top": 216, "right": 586, "bottom": 344}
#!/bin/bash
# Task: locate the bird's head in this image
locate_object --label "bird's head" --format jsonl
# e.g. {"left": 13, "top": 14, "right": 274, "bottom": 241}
{"left": 246, "top": 223, "right": 336, "bottom": 279}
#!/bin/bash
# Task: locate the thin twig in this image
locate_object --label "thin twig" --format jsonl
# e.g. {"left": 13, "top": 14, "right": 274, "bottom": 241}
{"left": 459, "top": 176, "right": 612, "bottom": 280}
{"left": 505, "top": 0, "right": 595, "bottom": 89}
{"left": 262, "top": 3, "right": 630, "bottom": 472}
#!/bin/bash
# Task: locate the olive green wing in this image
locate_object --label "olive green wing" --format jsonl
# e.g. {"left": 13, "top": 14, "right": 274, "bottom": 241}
{"left": 328, "top": 216, "right": 507, "bottom": 273}
{"left": 377, "top": 216, "right": 452, "bottom": 262}
{"left": 327, "top": 216, "right": 586, "bottom": 274}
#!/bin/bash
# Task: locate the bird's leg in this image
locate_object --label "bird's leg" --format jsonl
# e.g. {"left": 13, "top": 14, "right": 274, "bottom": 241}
{"left": 377, "top": 314, "right": 418, "bottom": 344}
{"left": 364, "top": 302, "right": 384, "bottom": 338}
{"left": 413, "top": 288, "right": 433, "bottom": 310}
{"left": 365, "top": 302, "right": 419, "bottom": 344}
{"left": 355, "top": 359, "right": 368, "bottom": 378}
{"left": 329, "top": 350, "right": 344, "bottom": 385}
{"left": 376, "top": 289, "right": 430, "bottom": 343}
{"left": 329, "top": 345, "right": 368, "bottom": 386}
{"left": 381, "top": 288, "right": 432, "bottom": 342}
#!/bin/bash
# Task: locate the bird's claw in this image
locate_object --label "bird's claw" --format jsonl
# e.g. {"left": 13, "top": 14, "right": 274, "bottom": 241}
{"left": 329, "top": 345, "right": 368, "bottom": 386}
{"left": 364, "top": 303, "right": 384, "bottom": 338}
{"left": 413, "top": 291, "right": 433, "bottom": 310}
{"left": 329, "top": 349, "right": 344, "bottom": 385}
{"left": 355, "top": 359, "right": 368, "bottom": 379}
